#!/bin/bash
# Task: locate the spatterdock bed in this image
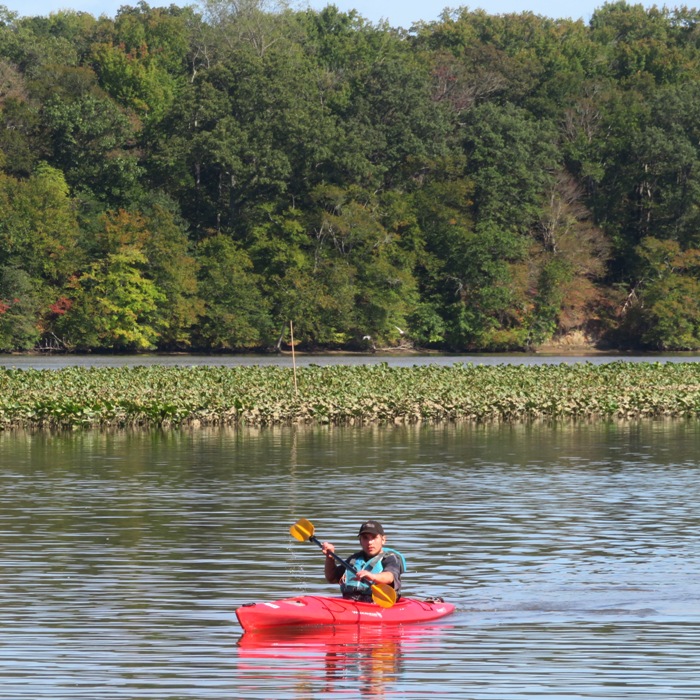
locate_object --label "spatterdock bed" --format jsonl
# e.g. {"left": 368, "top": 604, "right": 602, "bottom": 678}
{"left": 1, "top": 361, "right": 700, "bottom": 430}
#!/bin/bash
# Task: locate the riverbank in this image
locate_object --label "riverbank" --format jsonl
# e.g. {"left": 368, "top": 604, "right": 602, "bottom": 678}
{"left": 1, "top": 362, "right": 700, "bottom": 431}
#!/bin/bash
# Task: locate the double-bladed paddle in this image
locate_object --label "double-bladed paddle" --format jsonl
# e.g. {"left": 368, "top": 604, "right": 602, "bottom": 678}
{"left": 289, "top": 517, "right": 397, "bottom": 608}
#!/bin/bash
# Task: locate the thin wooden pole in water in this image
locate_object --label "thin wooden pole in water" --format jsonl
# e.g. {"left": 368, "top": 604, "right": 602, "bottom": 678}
{"left": 290, "top": 320, "right": 298, "bottom": 397}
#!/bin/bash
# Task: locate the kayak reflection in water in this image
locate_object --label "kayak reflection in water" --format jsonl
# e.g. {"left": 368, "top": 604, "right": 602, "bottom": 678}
{"left": 324, "top": 632, "right": 402, "bottom": 697}
{"left": 237, "top": 624, "right": 437, "bottom": 698}
{"left": 321, "top": 520, "right": 404, "bottom": 603}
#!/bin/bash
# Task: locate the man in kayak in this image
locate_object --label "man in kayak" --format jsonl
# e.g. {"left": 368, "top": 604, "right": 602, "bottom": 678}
{"left": 321, "top": 520, "right": 403, "bottom": 602}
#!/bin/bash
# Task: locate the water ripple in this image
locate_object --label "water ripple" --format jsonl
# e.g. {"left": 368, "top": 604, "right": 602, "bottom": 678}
{"left": 1, "top": 422, "right": 700, "bottom": 697}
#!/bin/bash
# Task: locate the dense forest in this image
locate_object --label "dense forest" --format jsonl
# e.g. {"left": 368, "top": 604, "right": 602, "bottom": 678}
{"left": 1, "top": 0, "right": 700, "bottom": 353}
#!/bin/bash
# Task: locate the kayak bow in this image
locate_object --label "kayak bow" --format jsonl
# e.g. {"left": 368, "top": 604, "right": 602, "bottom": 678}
{"left": 235, "top": 595, "right": 455, "bottom": 632}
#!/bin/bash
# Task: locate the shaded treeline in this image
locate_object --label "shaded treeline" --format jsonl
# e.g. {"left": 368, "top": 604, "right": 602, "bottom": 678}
{"left": 2, "top": 0, "right": 700, "bottom": 353}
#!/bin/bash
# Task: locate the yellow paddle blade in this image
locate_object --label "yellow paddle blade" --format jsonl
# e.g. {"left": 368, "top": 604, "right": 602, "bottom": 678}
{"left": 289, "top": 517, "right": 315, "bottom": 542}
{"left": 371, "top": 583, "right": 398, "bottom": 608}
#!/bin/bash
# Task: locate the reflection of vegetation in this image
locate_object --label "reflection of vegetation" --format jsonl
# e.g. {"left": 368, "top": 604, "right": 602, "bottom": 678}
{"left": 1, "top": 362, "right": 700, "bottom": 430}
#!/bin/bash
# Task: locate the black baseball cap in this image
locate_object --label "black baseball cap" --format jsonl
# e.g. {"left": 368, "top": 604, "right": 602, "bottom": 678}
{"left": 358, "top": 520, "right": 385, "bottom": 536}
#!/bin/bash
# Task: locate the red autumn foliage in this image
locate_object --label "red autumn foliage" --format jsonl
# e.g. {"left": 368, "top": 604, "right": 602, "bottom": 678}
{"left": 49, "top": 297, "right": 72, "bottom": 315}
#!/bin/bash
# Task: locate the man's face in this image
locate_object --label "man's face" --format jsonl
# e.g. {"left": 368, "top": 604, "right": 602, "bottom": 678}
{"left": 359, "top": 532, "right": 385, "bottom": 556}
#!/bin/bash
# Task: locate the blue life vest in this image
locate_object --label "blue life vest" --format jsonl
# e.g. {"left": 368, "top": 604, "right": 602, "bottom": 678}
{"left": 340, "top": 548, "right": 407, "bottom": 597}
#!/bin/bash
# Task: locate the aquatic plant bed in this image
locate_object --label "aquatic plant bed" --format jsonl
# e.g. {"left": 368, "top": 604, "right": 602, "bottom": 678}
{"left": 1, "top": 362, "right": 700, "bottom": 430}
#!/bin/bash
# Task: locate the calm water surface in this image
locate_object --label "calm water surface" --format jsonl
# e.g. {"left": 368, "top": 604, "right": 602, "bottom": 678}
{"left": 2, "top": 351, "right": 700, "bottom": 370}
{"left": 1, "top": 421, "right": 700, "bottom": 698}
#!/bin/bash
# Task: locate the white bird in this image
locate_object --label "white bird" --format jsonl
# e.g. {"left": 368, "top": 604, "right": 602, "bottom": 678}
{"left": 395, "top": 326, "right": 405, "bottom": 335}
{"left": 362, "top": 335, "right": 372, "bottom": 341}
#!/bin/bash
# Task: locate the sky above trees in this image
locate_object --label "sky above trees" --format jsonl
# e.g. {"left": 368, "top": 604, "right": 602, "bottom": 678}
{"left": 10, "top": 0, "right": 662, "bottom": 28}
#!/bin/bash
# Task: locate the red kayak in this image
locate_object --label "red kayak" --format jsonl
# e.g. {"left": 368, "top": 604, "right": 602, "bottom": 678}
{"left": 235, "top": 595, "right": 455, "bottom": 632}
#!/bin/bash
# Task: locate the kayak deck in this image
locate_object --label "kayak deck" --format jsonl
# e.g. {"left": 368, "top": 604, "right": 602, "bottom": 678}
{"left": 236, "top": 595, "right": 455, "bottom": 632}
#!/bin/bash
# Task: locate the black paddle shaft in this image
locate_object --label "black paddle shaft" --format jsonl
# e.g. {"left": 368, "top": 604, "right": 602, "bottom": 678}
{"left": 308, "top": 534, "right": 360, "bottom": 575}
